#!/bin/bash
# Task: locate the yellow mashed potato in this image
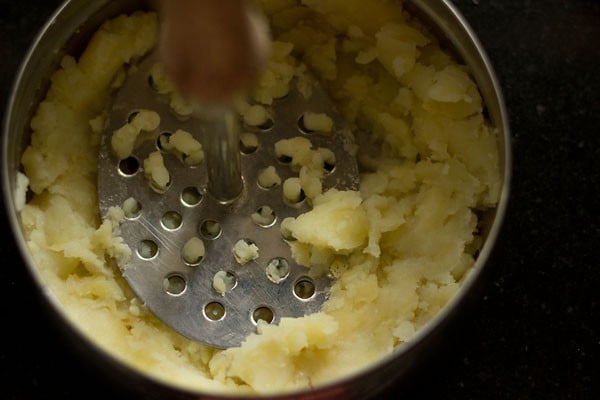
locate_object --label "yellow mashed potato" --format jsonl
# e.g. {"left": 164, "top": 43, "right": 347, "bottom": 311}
{"left": 19, "top": 0, "right": 500, "bottom": 395}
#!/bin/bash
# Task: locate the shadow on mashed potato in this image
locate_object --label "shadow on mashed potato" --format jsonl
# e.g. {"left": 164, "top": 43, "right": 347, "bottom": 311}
{"left": 18, "top": 0, "right": 500, "bottom": 395}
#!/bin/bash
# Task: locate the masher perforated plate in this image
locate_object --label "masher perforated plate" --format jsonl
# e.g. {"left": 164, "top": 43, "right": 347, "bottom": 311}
{"left": 98, "top": 50, "right": 359, "bottom": 348}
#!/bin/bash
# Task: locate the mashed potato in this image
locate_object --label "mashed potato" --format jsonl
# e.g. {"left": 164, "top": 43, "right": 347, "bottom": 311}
{"left": 19, "top": 0, "right": 500, "bottom": 395}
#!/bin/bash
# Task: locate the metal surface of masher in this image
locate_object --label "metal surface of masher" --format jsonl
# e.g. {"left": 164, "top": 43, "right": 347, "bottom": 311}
{"left": 98, "top": 51, "right": 359, "bottom": 348}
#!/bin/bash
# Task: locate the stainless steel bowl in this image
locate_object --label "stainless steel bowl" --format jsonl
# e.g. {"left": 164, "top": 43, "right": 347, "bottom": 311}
{"left": 2, "top": 0, "right": 511, "bottom": 398}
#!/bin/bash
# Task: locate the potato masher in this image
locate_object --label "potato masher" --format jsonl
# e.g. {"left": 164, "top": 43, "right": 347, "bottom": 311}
{"left": 98, "top": 50, "right": 359, "bottom": 348}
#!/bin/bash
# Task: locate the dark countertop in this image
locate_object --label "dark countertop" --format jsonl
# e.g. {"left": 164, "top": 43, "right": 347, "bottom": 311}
{"left": 1, "top": 1, "right": 597, "bottom": 399}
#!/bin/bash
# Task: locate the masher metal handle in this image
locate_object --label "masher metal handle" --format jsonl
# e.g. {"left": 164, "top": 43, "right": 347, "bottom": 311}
{"left": 202, "top": 109, "right": 243, "bottom": 203}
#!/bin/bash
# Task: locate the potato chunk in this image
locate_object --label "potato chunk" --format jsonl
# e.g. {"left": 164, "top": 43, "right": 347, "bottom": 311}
{"left": 288, "top": 190, "right": 368, "bottom": 251}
